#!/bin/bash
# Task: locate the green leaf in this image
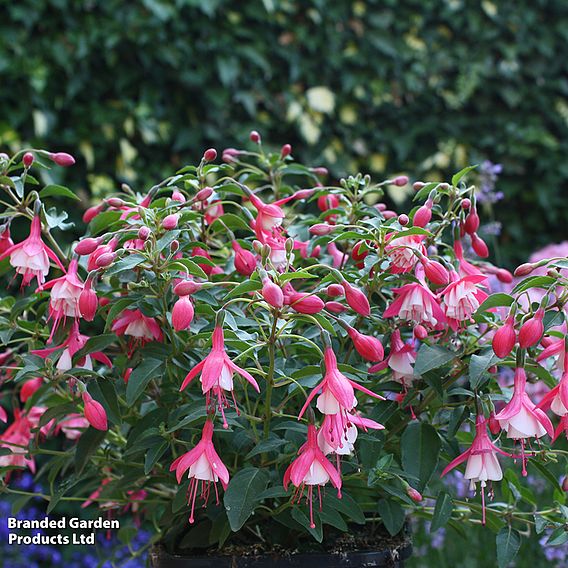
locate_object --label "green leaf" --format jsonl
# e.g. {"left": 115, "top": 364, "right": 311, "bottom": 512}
{"left": 169, "top": 258, "right": 208, "bottom": 279}
{"left": 496, "top": 527, "right": 521, "bottom": 568}
{"left": 291, "top": 506, "right": 323, "bottom": 542}
{"left": 126, "top": 358, "right": 164, "bottom": 405}
{"left": 105, "top": 254, "right": 146, "bottom": 276}
{"left": 144, "top": 441, "right": 168, "bottom": 474}
{"left": 377, "top": 499, "right": 405, "bottom": 536}
{"left": 224, "top": 467, "right": 269, "bottom": 531}
{"left": 476, "top": 293, "right": 514, "bottom": 313}
{"left": 74, "top": 334, "right": 117, "bottom": 361}
{"left": 224, "top": 279, "right": 262, "bottom": 300}
{"left": 452, "top": 165, "right": 478, "bottom": 186}
{"left": 512, "top": 276, "right": 556, "bottom": 295}
{"left": 39, "top": 184, "right": 80, "bottom": 201}
{"left": 245, "top": 437, "right": 287, "bottom": 459}
{"left": 430, "top": 490, "right": 453, "bottom": 532}
{"left": 401, "top": 422, "right": 441, "bottom": 491}
{"left": 469, "top": 349, "right": 500, "bottom": 389}
{"left": 75, "top": 427, "right": 106, "bottom": 474}
{"left": 414, "top": 344, "right": 455, "bottom": 376}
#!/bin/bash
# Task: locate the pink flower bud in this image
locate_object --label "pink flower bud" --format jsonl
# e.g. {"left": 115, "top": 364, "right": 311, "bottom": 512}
{"left": 514, "top": 263, "right": 536, "bottom": 277}
{"left": 496, "top": 268, "right": 513, "bottom": 284}
{"left": 48, "top": 152, "right": 75, "bottom": 167}
{"left": 393, "top": 175, "right": 409, "bottom": 187}
{"left": 162, "top": 213, "right": 179, "bottom": 230}
{"left": 518, "top": 309, "right": 545, "bottom": 349}
{"left": 325, "top": 301, "right": 347, "bottom": 313}
{"left": 471, "top": 233, "right": 489, "bottom": 258}
{"left": 170, "top": 240, "right": 180, "bottom": 253}
{"left": 203, "top": 148, "right": 217, "bottom": 162}
{"left": 82, "top": 392, "right": 108, "bottom": 431}
{"left": 281, "top": 144, "right": 292, "bottom": 158}
{"left": 123, "top": 368, "right": 132, "bottom": 384}
{"left": 171, "top": 189, "right": 185, "bottom": 202}
{"left": 341, "top": 281, "right": 370, "bottom": 317}
{"left": 488, "top": 412, "right": 501, "bottom": 435}
{"left": 196, "top": 187, "right": 213, "bottom": 201}
{"left": 461, "top": 198, "right": 471, "bottom": 210}
{"left": 398, "top": 214, "right": 409, "bottom": 226}
{"left": 413, "top": 325, "right": 428, "bottom": 340}
{"left": 83, "top": 204, "right": 104, "bottom": 223}
{"left": 347, "top": 327, "right": 384, "bottom": 362}
{"left": 309, "top": 223, "right": 334, "bottom": 236}
{"left": 413, "top": 181, "right": 425, "bottom": 191}
{"left": 413, "top": 202, "right": 432, "bottom": 227}
{"left": 95, "top": 252, "right": 116, "bottom": 268}
{"left": 172, "top": 295, "right": 195, "bottom": 331}
{"left": 423, "top": 259, "right": 450, "bottom": 285}
{"left": 312, "top": 167, "right": 328, "bottom": 176}
{"left": 23, "top": 152, "right": 34, "bottom": 168}
{"left": 138, "top": 226, "right": 151, "bottom": 240}
{"left": 492, "top": 317, "right": 516, "bottom": 358}
{"left": 232, "top": 242, "right": 257, "bottom": 276}
{"left": 79, "top": 281, "right": 98, "bottom": 321}
{"left": 75, "top": 237, "right": 102, "bottom": 256}
{"left": 292, "top": 188, "right": 315, "bottom": 200}
{"left": 382, "top": 210, "right": 397, "bottom": 220}
{"left": 107, "top": 197, "right": 125, "bottom": 208}
{"left": 562, "top": 477, "right": 568, "bottom": 492}
{"left": 174, "top": 280, "right": 202, "bottom": 296}
{"left": 20, "top": 377, "right": 43, "bottom": 402}
{"left": 464, "top": 209, "right": 480, "bottom": 234}
{"left": 222, "top": 148, "right": 240, "bottom": 163}
{"left": 326, "top": 284, "right": 344, "bottom": 297}
{"left": 262, "top": 278, "right": 284, "bottom": 308}
{"left": 288, "top": 292, "right": 325, "bottom": 314}
{"left": 249, "top": 130, "right": 261, "bottom": 143}
{"left": 406, "top": 486, "right": 423, "bottom": 502}
{"left": 317, "top": 194, "right": 339, "bottom": 212}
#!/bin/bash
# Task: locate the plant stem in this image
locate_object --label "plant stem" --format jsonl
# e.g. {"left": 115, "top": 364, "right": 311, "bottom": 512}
{"left": 263, "top": 313, "right": 278, "bottom": 439}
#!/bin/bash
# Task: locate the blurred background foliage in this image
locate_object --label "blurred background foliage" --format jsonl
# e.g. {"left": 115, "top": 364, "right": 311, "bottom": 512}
{"left": 1, "top": 0, "right": 568, "bottom": 264}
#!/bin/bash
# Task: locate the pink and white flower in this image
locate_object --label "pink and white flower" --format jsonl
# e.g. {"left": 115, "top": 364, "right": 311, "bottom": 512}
{"left": 384, "top": 283, "right": 446, "bottom": 328}
{"left": 442, "top": 274, "right": 488, "bottom": 330}
{"left": 385, "top": 234, "right": 426, "bottom": 274}
{"left": 369, "top": 330, "right": 417, "bottom": 387}
{"left": 111, "top": 309, "right": 163, "bottom": 348}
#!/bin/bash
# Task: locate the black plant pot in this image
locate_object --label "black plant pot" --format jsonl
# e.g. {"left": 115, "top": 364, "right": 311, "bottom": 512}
{"left": 150, "top": 542, "right": 412, "bottom": 568}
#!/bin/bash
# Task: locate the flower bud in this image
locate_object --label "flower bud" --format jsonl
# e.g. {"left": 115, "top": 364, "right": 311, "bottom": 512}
{"left": 562, "top": 477, "right": 568, "bottom": 492}
{"left": 413, "top": 325, "right": 428, "bottom": 340}
{"left": 138, "top": 226, "right": 151, "bottom": 240}
{"left": 82, "top": 392, "right": 108, "bottom": 431}
{"left": 398, "top": 214, "right": 409, "bottom": 226}
{"left": 288, "top": 292, "right": 325, "bottom": 314}
{"left": 461, "top": 198, "right": 471, "bottom": 210}
{"left": 75, "top": 237, "right": 102, "bottom": 256}
{"left": 471, "top": 233, "right": 489, "bottom": 258}
{"left": 196, "top": 187, "right": 213, "bottom": 201}
{"left": 232, "top": 242, "right": 257, "bottom": 276}
{"left": 99, "top": 297, "right": 110, "bottom": 307}
{"left": 413, "top": 201, "right": 432, "bottom": 228}
{"left": 262, "top": 278, "right": 284, "bottom": 308}
{"left": 496, "top": 268, "right": 513, "bottom": 284}
{"left": 83, "top": 204, "right": 104, "bottom": 223}
{"left": 406, "top": 486, "right": 423, "bottom": 503}
{"left": 464, "top": 208, "right": 480, "bottom": 234}
{"left": 222, "top": 148, "right": 240, "bottom": 163}
{"left": 107, "top": 197, "right": 125, "bottom": 208}
{"left": 423, "top": 259, "right": 450, "bottom": 286}
{"left": 20, "top": 377, "right": 43, "bottom": 403}
{"left": 317, "top": 194, "right": 339, "bottom": 212}
{"left": 292, "top": 188, "right": 315, "bottom": 200}
{"left": 203, "top": 148, "right": 217, "bottom": 162}
{"left": 514, "top": 263, "right": 536, "bottom": 277}
{"left": 23, "top": 152, "right": 34, "bottom": 168}
{"left": 162, "top": 213, "right": 179, "bottom": 230}
{"left": 249, "top": 130, "right": 261, "bottom": 143}
{"left": 281, "top": 144, "right": 292, "bottom": 158}
{"left": 518, "top": 309, "right": 545, "bottom": 349}
{"left": 309, "top": 223, "right": 334, "bottom": 236}
{"left": 79, "top": 281, "right": 98, "bottom": 322}
{"left": 326, "top": 284, "right": 344, "bottom": 297}
{"left": 413, "top": 181, "right": 425, "bottom": 191}
{"left": 393, "top": 175, "right": 409, "bottom": 187}
{"left": 347, "top": 327, "right": 384, "bottom": 362}
{"left": 171, "top": 189, "right": 185, "bottom": 202}
{"left": 341, "top": 281, "right": 371, "bottom": 317}
{"left": 172, "top": 295, "right": 195, "bottom": 331}
{"left": 488, "top": 412, "right": 501, "bottom": 435}
{"left": 48, "top": 152, "right": 75, "bottom": 167}
{"left": 174, "top": 280, "right": 202, "bottom": 296}
{"left": 95, "top": 252, "right": 116, "bottom": 268}
{"left": 170, "top": 240, "right": 180, "bottom": 253}
{"left": 382, "top": 210, "right": 397, "bottom": 220}
{"left": 325, "top": 301, "right": 347, "bottom": 313}
{"left": 492, "top": 316, "right": 516, "bottom": 358}
{"left": 123, "top": 368, "right": 132, "bottom": 384}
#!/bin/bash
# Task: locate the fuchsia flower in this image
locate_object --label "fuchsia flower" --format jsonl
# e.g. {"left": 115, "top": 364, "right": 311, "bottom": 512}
{"left": 171, "top": 295, "right": 195, "bottom": 331}
{"left": 79, "top": 278, "right": 98, "bottom": 321}
{"left": 0, "top": 215, "right": 65, "bottom": 287}
{"left": 170, "top": 420, "right": 230, "bottom": 523}
{"left": 232, "top": 241, "right": 257, "bottom": 276}
{"left": 284, "top": 424, "right": 342, "bottom": 528}
{"left": 384, "top": 283, "right": 446, "bottom": 328}
{"left": 453, "top": 240, "right": 485, "bottom": 278}
{"left": 0, "top": 225, "right": 14, "bottom": 254}
{"left": 299, "top": 345, "right": 384, "bottom": 426}
{"left": 0, "top": 410, "right": 35, "bottom": 475}
{"left": 345, "top": 326, "right": 384, "bottom": 362}
{"left": 82, "top": 392, "right": 108, "bottom": 431}
{"left": 317, "top": 412, "right": 383, "bottom": 456}
{"left": 283, "top": 284, "right": 325, "bottom": 314}
{"left": 88, "top": 237, "right": 118, "bottom": 272}
{"left": 537, "top": 358, "right": 568, "bottom": 418}
{"left": 261, "top": 274, "right": 284, "bottom": 308}
{"left": 20, "top": 377, "right": 43, "bottom": 402}
{"left": 180, "top": 325, "right": 260, "bottom": 427}
{"left": 385, "top": 234, "right": 426, "bottom": 274}
{"left": 32, "top": 320, "right": 112, "bottom": 372}
{"left": 518, "top": 308, "right": 545, "bottom": 348}
{"left": 441, "top": 415, "right": 510, "bottom": 524}
{"left": 369, "top": 330, "right": 417, "bottom": 387}
{"left": 58, "top": 413, "right": 90, "bottom": 440}
{"left": 442, "top": 273, "right": 488, "bottom": 330}
{"left": 492, "top": 316, "right": 516, "bottom": 358}
{"left": 341, "top": 281, "right": 370, "bottom": 316}
{"left": 112, "top": 309, "right": 163, "bottom": 348}
{"left": 327, "top": 242, "right": 348, "bottom": 269}
{"left": 38, "top": 257, "right": 84, "bottom": 338}
{"left": 495, "top": 367, "right": 554, "bottom": 475}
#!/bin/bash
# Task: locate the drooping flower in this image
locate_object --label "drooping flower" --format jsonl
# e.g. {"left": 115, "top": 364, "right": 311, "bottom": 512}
{"left": 231, "top": 241, "right": 257, "bottom": 276}
{"left": 327, "top": 242, "right": 348, "bottom": 269}
{"left": 495, "top": 367, "right": 554, "bottom": 475}
{"left": 537, "top": 360, "right": 568, "bottom": 418}
{"left": 441, "top": 415, "right": 510, "bottom": 524}
{"left": 180, "top": 325, "right": 260, "bottom": 428}
{"left": 0, "top": 214, "right": 65, "bottom": 287}
{"left": 442, "top": 274, "right": 488, "bottom": 330}
{"left": 82, "top": 392, "right": 108, "bottom": 431}
{"left": 317, "top": 412, "right": 384, "bottom": 456}
{"left": 19, "top": 377, "right": 44, "bottom": 403}
{"left": 111, "top": 309, "right": 163, "bottom": 349}
{"left": 58, "top": 413, "right": 90, "bottom": 440}
{"left": 32, "top": 320, "right": 112, "bottom": 372}
{"left": 369, "top": 330, "right": 418, "bottom": 387}
{"left": 170, "top": 420, "right": 229, "bottom": 523}
{"left": 171, "top": 295, "right": 195, "bottom": 331}
{"left": 283, "top": 424, "right": 342, "bottom": 528}
{"left": 492, "top": 316, "right": 516, "bottom": 358}
{"left": 345, "top": 325, "right": 384, "bottom": 362}
{"left": 261, "top": 273, "right": 284, "bottom": 308}
{"left": 283, "top": 283, "right": 325, "bottom": 314}
{"left": 341, "top": 281, "right": 370, "bottom": 316}
{"left": 385, "top": 234, "right": 426, "bottom": 274}
{"left": 384, "top": 283, "right": 446, "bottom": 328}
{"left": 0, "top": 411, "right": 35, "bottom": 476}
{"left": 518, "top": 308, "right": 545, "bottom": 349}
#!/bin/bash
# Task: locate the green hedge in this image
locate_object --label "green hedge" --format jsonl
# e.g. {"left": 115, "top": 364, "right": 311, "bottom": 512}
{"left": 1, "top": 0, "right": 567, "bottom": 263}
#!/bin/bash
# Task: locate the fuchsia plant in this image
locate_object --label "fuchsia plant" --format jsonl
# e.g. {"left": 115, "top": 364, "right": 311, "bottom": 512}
{"left": 0, "top": 142, "right": 567, "bottom": 561}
